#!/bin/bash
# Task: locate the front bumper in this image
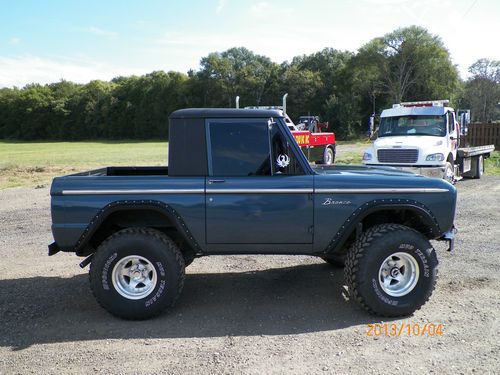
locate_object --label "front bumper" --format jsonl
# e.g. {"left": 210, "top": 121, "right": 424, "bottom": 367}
{"left": 398, "top": 166, "right": 446, "bottom": 179}
{"left": 439, "top": 226, "right": 457, "bottom": 253}
{"left": 364, "top": 164, "right": 446, "bottom": 179}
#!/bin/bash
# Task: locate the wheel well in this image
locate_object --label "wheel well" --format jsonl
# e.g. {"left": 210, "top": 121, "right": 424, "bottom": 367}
{"left": 361, "top": 209, "right": 434, "bottom": 236}
{"left": 84, "top": 209, "right": 195, "bottom": 258}
{"left": 335, "top": 208, "right": 437, "bottom": 256}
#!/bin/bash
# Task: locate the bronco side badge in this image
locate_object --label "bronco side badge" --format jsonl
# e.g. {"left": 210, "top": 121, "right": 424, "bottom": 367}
{"left": 277, "top": 154, "right": 290, "bottom": 168}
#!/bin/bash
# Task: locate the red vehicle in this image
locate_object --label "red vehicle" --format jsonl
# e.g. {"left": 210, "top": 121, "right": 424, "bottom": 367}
{"left": 241, "top": 94, "right": 337, "bottom": 165}
{"left": 289, "top": 117, "right": 336, "bottom": 165}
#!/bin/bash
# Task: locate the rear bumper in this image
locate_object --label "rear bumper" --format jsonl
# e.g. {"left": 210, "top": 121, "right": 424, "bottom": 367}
{"left": 48, "top": 241, "right": 61, "bottom": 256}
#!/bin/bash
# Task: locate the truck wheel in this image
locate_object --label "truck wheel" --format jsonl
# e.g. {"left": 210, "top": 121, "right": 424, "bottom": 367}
{"left": 322, "top": 146, "right": 335, "bottom": 165}
{"left": 344, "top": 224, "right": 438, "bottom": 317}
{"left": 444, "top": 162, "right": 455, "bottom": 184}
{"left": 474, "top": 155, "right": 483, "bottom": 179}
{"left": 89, "top": 227, "right": 185, "bottom": 320}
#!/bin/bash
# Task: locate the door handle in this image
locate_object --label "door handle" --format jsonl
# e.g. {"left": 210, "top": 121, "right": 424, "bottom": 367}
{"left": 208, "top": 179, "right": 226, "bottom": 184}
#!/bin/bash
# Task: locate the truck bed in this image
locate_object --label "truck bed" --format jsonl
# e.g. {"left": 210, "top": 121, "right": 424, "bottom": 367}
{"left": 70, "top": 166, "right": 169, "bottom": 177}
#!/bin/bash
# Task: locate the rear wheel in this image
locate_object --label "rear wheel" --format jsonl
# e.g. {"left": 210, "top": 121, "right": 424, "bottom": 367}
{"left": 345, "top": 224, "right": 438, "bottom": 317}
{"left": 89, "top": 227, "right": 185, "bottom": 320}
{"left": 322, "top": 146, "right": 335, "bottom": 165}
{"left": 474, "top": 155, "right": 484, "bottom": 179}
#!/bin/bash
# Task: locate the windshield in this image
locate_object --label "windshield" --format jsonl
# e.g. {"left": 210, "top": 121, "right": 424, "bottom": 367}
{"left": 378, "top": 115, "right": 446, "bottom": 137}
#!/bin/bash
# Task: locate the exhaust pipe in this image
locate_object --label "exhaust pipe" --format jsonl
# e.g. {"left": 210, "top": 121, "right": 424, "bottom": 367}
{"left": 235, "top": 96, "right": 240, "bottom": 109}
{"left": 282, "top": 93, "right": 288, "bottom": 114}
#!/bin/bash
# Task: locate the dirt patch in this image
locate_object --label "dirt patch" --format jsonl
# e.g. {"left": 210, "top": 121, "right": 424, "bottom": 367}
{"left": 0, "top": 177, "right": 499, "bottom": 374}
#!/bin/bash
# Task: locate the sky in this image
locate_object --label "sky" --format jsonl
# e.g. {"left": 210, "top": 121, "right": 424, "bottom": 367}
{"left": 1, "top": 0, "right": 499, "bottom": 88}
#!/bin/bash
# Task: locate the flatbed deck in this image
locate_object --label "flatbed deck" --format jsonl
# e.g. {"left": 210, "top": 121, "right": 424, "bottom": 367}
{"left": 458, "top": 145, "right": 495, "bottom": 158}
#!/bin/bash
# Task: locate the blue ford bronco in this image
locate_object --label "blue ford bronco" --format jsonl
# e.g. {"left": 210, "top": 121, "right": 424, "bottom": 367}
{"left": 49, "top": 108, "right": 457, "bottom": 320}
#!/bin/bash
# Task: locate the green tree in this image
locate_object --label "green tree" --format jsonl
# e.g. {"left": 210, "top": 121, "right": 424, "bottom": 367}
{"left": 279, "top": 65, "right": 323, "bottom": 121}
{"left": 461, "top": 59, "right": 500, "bottom": 122}
{"left": 67, "top": 80, "right": 114, "bottom": 139}
{"left": 355, "top": 26, "right": 459, "bottom": 104}
{"left": 198, "top": 47, "right": 277, "bottom": 107}
{"left": 291, "top": 48, "right": 353, "bottom": 116}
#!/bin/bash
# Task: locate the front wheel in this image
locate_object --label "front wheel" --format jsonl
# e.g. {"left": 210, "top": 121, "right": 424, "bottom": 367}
{"left": 444, "top": 162, "right": 455, "bottom": 184}
{"left": 89, "top": 228, "right": 185, "bottom": 320}
{"left": 344, "top": 224, "right": 438, "bottom": 317}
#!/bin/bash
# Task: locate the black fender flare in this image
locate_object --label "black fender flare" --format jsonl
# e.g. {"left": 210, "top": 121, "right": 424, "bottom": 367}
{"left": 322, "top": 198, "right": 441, "bottom": 255}
{"left": 72, "top": 200, "right": 202, "bottom": 255}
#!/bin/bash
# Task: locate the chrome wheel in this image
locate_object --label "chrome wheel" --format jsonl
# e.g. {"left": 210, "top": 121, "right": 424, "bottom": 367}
{"left": 444, "top": 162, "right": 455, "bottom": 184}
{"left": 378, "top": 252, "right": 419, "bottom": 297}
{"left": 323, "top": 147, "right": 334, "bottom": 165}
{"left": 111, "top": 255, "right": 157, "bottom": 300}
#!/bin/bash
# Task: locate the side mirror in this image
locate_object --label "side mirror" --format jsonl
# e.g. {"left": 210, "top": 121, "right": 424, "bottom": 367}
{"left": 368, "top": 114, "right": 375, "bottom": 139}
{"left": 457, "top": 110, "right": 470, "bottom": 136}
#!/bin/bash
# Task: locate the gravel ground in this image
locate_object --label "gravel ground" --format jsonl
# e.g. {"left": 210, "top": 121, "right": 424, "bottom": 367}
{"left": 0, "top": 177, "right": 499, "bottom": 374}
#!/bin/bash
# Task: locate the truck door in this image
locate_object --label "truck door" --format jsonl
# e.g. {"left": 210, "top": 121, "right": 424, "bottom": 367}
{"left": 205, "top": 118, "right": 314, "bottom": 250}
{"left": 447, "top": 111, "right": 459, "bottom": 159}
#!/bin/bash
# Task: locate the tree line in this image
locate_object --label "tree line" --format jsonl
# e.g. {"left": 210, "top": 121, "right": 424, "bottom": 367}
{"left": 0, "top": 26, "right": 498, "bottom": 141}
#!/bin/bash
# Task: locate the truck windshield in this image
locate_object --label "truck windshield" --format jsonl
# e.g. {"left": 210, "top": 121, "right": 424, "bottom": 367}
{"left": 378, "top": 115, "right": 446, "bottom": 137}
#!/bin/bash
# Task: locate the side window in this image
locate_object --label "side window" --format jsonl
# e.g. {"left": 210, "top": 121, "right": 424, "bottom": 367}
{"left": 208, "top": 121, "right": 271, "bottom": 176}
{"left": 448, "top": 112, "right": 455, "bottom": 133}
{"left": 270, "top": 122, "right": 304, "bottom": 175}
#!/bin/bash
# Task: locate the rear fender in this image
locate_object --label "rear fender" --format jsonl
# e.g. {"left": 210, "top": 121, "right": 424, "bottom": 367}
{"left": 72, "top": 200, "right": 202, "bottom": 256}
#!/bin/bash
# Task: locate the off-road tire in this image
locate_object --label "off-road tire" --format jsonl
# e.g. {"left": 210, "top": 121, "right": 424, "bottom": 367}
{"left": 89, "top": 227, "right": 185, "bottom": 320}
{"left": 344, "top": 224, "right": 438, "bottom": 317}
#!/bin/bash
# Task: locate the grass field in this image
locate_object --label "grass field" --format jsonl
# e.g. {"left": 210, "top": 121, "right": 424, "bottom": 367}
{"left": 485, "top": 151, "right": 500, "bottom": 176}
{"left": 0, "top": 141, "right": 168, "bottom": 189}
{"left": 0, "top": 141, "right": 498, "bottom": 189}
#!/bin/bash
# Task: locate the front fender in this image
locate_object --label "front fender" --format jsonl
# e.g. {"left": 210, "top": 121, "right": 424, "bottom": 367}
{"left": 321, "top": 199, "right": 441, "bottom": 256}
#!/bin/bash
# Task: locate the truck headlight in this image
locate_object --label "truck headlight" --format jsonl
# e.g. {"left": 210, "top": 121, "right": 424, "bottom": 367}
{"left": 362, "top": 152, "right": 372, "bottom": 161}
{"left": 426, "top": 153, "right": 445, "bottom": 161}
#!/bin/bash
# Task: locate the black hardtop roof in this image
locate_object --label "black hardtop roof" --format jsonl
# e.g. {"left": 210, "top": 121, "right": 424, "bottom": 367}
{"left": 169, "top": 108, "right": 284, "bottom": 119}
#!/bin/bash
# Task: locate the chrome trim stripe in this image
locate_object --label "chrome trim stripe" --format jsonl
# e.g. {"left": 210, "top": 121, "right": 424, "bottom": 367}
{"left": 61, "top": 187, "right": 448, "bottom": 195}
{"left": 315, "top": 188, "right": 448, "bottom": 194}
{"left": 61, "top": 189, "right": 204, "bottom": 195}
{"left": 206, "top": 188, "right": 313, "bottom": 194}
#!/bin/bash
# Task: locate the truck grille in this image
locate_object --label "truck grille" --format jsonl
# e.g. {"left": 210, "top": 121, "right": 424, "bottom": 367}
{"left": 377, "top": 149, "right": 419, "bottom": 163}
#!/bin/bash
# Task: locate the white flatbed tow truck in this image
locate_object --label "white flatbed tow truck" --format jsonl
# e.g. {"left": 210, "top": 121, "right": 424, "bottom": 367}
{"left": 362, "top": 100, "right": 495, "bottom": 182}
